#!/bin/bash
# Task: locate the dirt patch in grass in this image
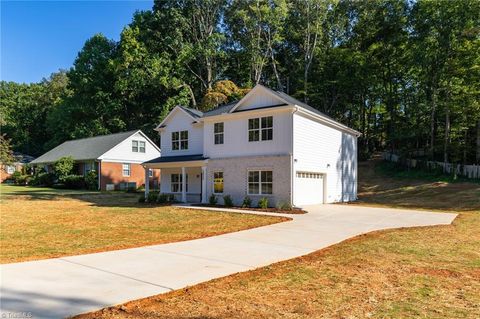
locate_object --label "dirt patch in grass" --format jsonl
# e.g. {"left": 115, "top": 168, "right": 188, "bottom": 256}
{"left": 75, "top": 160, "right": 480, "bottom": 319}
{"left": 0, "top": 189, "right": 287, "bottom": 263}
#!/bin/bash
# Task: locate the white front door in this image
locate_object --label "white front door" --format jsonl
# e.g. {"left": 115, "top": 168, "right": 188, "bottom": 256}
{"left": 294, "top": 171, "right": 325, "bottom": 206}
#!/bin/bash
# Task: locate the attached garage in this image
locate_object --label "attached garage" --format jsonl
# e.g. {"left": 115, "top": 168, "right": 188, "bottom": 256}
{"left": 294, "top": 171, "right": 325, "bottom": 206}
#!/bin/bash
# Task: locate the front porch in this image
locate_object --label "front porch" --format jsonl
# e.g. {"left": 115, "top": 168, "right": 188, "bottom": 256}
{"left": 143, "top": 155, "right": 208, "bottom": 203}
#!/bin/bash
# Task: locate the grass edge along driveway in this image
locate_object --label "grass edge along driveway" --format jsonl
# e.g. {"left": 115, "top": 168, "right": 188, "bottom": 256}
{"left": 0, "top": 185, "right": 288, "bottom": 264}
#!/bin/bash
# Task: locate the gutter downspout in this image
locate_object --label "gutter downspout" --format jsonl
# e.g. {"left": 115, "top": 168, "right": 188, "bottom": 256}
{"left": 291, "top": 106, "right": 299, "bottom": 207}
{"left": 97, "top": 160, "right": 102, "bottom": 191}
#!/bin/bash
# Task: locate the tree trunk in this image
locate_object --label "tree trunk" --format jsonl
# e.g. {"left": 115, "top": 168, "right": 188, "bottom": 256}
{"left": 443, "top": 107, "right": 450, "bottom": 167}
{"left": 430, "top": 87, "right": 437, "bottom": 160}
{"left": 476, "top": 119, "right": 480, "bottom": 163}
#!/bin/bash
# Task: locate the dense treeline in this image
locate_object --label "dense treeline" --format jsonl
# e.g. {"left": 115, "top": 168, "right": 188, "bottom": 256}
{"left": 1, "top": 0, "right": 479, "bottom": 164}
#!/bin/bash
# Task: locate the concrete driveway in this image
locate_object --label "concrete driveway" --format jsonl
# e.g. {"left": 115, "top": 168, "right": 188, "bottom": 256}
{"left": 0, "top": 204, "right": 456, "bottom": 318}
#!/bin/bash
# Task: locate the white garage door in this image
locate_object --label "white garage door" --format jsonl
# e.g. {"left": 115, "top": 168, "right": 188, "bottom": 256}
{"left": 295, "top": 172, "right": 324, "bottom": 206}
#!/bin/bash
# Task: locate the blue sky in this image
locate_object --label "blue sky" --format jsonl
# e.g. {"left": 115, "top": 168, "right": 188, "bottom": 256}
{"left": 1, "top": 0, "right": 154, "bottom": 83}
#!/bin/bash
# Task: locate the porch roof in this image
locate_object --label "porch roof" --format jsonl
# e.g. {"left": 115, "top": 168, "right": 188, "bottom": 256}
{"left": 144, "top": 154, "right": 208, "bottom": 164}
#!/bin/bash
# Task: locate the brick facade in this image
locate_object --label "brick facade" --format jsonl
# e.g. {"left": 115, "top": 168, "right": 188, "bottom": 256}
{"left": 99, "top": 161, "right": 160, "bottom": 191}
{"left": 1, "top": 163, "right": 24, "bottom": 183}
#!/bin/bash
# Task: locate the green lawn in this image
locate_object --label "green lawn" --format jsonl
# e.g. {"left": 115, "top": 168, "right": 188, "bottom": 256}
{"left": 0, "top": 185, "right": 287, "bottom": 263}
{"left": 1, "top": 184, "right": 99, "bottom": 198}
{"left": 76, "top": 160, "right": 480, "bottom": 319}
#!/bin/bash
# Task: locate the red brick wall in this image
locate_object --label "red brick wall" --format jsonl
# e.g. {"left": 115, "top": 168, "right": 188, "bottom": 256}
{"left": 99, "top": 161, "right": 160, "bottom": 191}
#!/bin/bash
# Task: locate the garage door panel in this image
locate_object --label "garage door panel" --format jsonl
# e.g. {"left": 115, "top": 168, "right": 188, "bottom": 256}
{"left": 295, "top": 171, "right": 324, "bottom": 206}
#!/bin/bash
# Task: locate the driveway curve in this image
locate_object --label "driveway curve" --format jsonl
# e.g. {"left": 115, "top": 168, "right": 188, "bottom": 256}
{"left": 0, "top": 204, "right": 456, "bottom": 318}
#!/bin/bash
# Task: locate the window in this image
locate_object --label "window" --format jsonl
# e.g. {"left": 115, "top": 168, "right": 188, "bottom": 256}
{"left": 214, "top": 123, "right": 224, "bottom": 145}
{"left": 84, "top": 162, "right": 94, "bottom": 175}
{"left": 248, "top": 170, "right": 272, "bottom": 195}
{"left": 132, "top": 140, "right": 146, "bottom": 153}
{"left": 149, "top": 169, "right": 153, "bottom": 177}
{"left": 248, "top": 116, "right": 273, "bottom": 141}
{"left": 172, "top": 130, "right": 188, "bottom": 150}
{"left": 213, "top": 171, "right": 224, "bottom": 194}
{"left": 122, "top": 163, "right": 131, "bottom": 177}
{"left": 6, "top": 165, "right": 15, "bottom": 174}
{"left": 171, "top": 174, "right": 188, "bottom": 192}
{"left": 139, "top": 141, "right": 146, "bottom": 153}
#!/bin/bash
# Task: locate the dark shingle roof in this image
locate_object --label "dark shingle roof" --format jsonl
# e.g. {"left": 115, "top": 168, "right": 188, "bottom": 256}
{"left": 30, "top": 130, "right": 140, "bottom": 164}
{"left": 202, "top": 101, "right": 238, "bottom": 117}
{"left": 144, "top": 154, "right": 207, "bottom": 164}
{"left": 180, "top": 106, "right": 203, "bottom": 119}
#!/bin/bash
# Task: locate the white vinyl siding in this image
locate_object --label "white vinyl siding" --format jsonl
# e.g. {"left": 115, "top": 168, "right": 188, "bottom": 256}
{"left": 203, "top": 112, "right": 292, "bottom": 158}
{"left": 99, "top": 132, "right": 160, "bottom": 164}
{"left": 293, "top": 113, "right": 357, "bottom": 204}
{"left": 160, "top": 109, "right": 203, "bottom": 156}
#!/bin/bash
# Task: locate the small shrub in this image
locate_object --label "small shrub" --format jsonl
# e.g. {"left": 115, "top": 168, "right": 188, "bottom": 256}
{"left": 62, "top": 175, "right": 85, "bottom": 189}
{"left": 17, "top": 175, "right": 31, "bottom": 185}
{"left": 11, "top": 171, "right": 22, "bottom": 183}
{"left": 277, "top": 201, "right": 292, "bottom": 210}
{"left": 157, "top": 193, "right": 170, "bottom": 204}
{"left": 258, "top": 197, "right": 269, "bottom": 209}
{"left": 223, "top": 195, "right": 233, "bottom": 207}
{"left": 242, "top": 196, "right": 252, "bottom": 208}
{"left": 209, "top": 194, "right": 217, "bottom": 205}
{"left": 31, "top": 172, "right": 56, "bottom": 187}
{"left": 138, "top": 195, "right": 146, "bottom": 203}
{"left": 85, "top": 170, "right": 98, "bottom": 190}
{"left": 54, "top": 156, "right": 75, "bottom": 179}
{"left": 146, "top": 192, "right": 158, "bottom": 203}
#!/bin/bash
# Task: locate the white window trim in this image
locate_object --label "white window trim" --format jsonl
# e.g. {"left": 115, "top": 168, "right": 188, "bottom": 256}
{"left": 132, "top": 140, "right": 139, "bottom": 152}
{"left": 139, "top": 141, "right": 146, "bottom": 153}
{"left": 212, "top": 170, "right": 224, "bottom": 194}
{"left": 6, "top": 165, "right": 15, "bottom": 174}
{"left": 122, "top": 163, "right": 131, "bottom": 177}
{"left": 170, "top": 173, "right": 188, "bottom": 193}
{"left": 247, "top": 169, "right": 273, "bottom": 196}
{"left": 214, "top": 122, "right": 224, "bottom": 145}
{"left": 172, "top": 130, "right": 189, "bottom": 150}
{"left": 149, "top": 169, "right": 153, "bottom": 177}
{"left": 248, "top": 116, "right": 273, "bottom": 142}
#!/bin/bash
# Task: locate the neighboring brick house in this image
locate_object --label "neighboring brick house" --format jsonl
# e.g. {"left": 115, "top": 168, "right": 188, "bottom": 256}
{"left": 0, "top": 153, "right": 35, "bottom": 183}
{"left": 30, "top": 130, "right": 160, "bottom": 190}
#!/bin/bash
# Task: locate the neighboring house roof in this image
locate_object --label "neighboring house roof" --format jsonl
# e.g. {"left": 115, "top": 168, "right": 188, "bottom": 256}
{"left": 12, "top": 152, "right": 35, "bottom": 164}
{"left": 30, "top": 130, "right": 145, "bottom": 164}
{"left": 144, "top": 154, "right": 207, "bottom": 164}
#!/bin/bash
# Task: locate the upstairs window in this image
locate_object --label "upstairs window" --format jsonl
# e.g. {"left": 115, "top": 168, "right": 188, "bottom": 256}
{"left": 214, "top": 122, "right": 224, "bottom": 145}
{"left": 132, "top": 140, "right": 138, "bottom": 152}
{"left": 172, "top": 131, "right": 188, "bottom": 150}
{"left": 139, "top": 141, "right": 146, "bottom": 153}
{"left": 248, "top": 116, "right": 273, "bottom": 142}
{"left": 132, "top": 140, "right": 146, "bottom": 153}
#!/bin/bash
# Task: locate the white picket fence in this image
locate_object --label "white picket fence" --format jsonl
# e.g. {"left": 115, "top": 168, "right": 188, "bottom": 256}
{"left": 382, "top": 152, "right": 480, "bottom": 179}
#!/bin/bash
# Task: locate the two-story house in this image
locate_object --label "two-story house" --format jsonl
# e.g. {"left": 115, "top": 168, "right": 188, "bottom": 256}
{"left": 143, "top": 84, "right": 360, "bottom": 207}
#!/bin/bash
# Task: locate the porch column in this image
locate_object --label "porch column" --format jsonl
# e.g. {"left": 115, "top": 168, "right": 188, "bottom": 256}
{"left": 144, "top": 167, "right": 150, "bottom": 199}
{"left": 201, "top": 166, "right": 207, "bottom": 203}
{"left": 181, "top": 167, "right": 187, "bottom": 203}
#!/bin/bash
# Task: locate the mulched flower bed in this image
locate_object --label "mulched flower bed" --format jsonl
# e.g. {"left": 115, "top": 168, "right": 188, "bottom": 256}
{"left": 196, "top": 204, "right": 307, "bottom": 214}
